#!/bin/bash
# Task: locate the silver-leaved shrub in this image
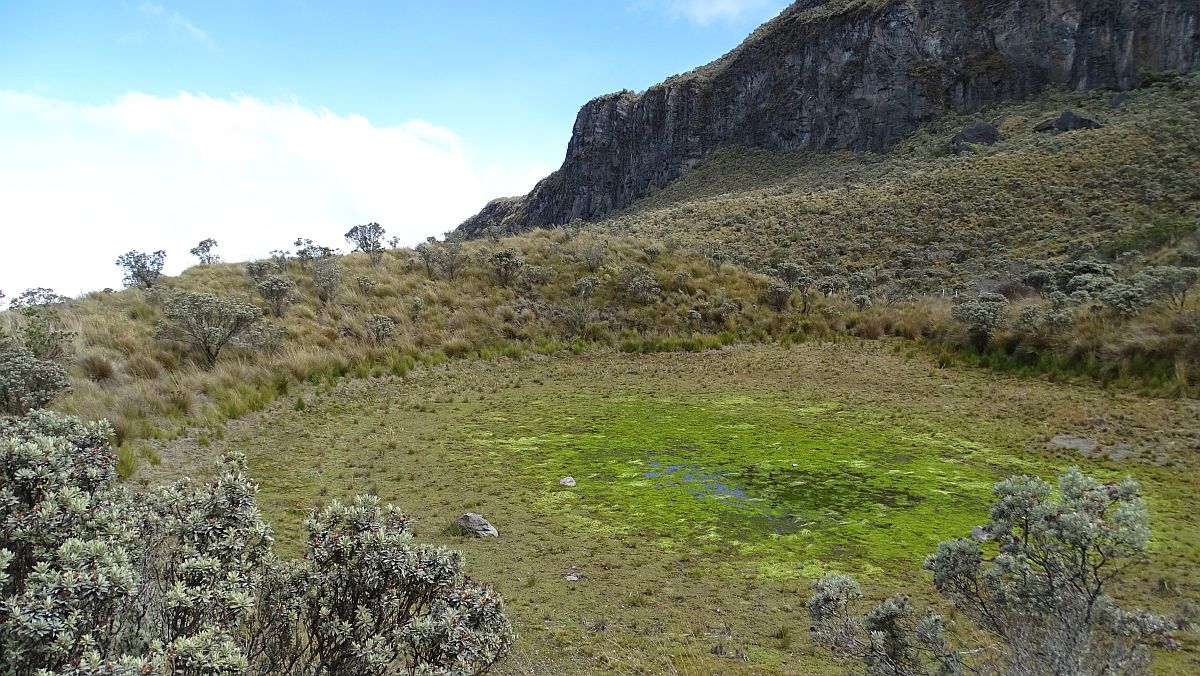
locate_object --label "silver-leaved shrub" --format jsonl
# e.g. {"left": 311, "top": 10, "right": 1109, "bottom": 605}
{"left": 0, "top": 411, "right": 513, "bottom": 675}
{"left": 808, "top": 467, "right": 1177, "bottom": 675}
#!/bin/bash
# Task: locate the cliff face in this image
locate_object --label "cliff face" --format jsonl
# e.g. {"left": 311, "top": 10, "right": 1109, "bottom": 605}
{"left": 456, "top": 0, "right": 1200, "bottom": 238}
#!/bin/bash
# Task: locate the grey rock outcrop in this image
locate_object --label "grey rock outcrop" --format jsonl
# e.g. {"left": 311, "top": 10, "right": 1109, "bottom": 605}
{"left": 1033, "top": 110, "right": 1106, "bottom": 133}
{"left": 454, "top": 513, "right": 498, "bottom": 538}
{"left": 951, "top": 120, "right": 1001, "bottom": 154}
{"left": 456, "top": 0, "right": 1199, "bottom": 239}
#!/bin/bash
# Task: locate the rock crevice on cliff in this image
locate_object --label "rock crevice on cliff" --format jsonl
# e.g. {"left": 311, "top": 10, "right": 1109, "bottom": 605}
{"left": 456, "top": 0, "right": 1199, "bottom": 239}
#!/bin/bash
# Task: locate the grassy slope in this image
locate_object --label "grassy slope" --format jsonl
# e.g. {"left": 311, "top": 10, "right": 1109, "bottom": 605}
{"left": 7, "top": 231, "right": 789, "bottom": 468}
{"left": 597, "top": 75, "right": 1200, "bottom": 283}
{"left": 151, "top": 343, "right": 1200, "bottom": 674}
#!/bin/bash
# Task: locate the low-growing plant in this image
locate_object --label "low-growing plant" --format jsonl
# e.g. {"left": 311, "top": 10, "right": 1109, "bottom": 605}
{"left": 256, "top": 274, "right": 296, "bottom": 318}
{"left": 364, "top": 314, "right": 396, "bottom": 344}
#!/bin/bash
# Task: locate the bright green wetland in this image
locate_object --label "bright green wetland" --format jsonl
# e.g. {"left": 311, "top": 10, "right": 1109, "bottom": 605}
{"left": 158, "top": 343, "right": 1200, "bottom": 674}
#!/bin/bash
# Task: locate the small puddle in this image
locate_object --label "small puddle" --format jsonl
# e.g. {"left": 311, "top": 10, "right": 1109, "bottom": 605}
{"left": 641, "top": 454, "right": 925, "bottom": 535}
{"left": 644, "top": 462, "right": 750, "bottom": 501}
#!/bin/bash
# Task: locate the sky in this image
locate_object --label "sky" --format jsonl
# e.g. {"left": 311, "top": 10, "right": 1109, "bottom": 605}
{"left": 0, "top": 0, "right": 791, "bottom": 298}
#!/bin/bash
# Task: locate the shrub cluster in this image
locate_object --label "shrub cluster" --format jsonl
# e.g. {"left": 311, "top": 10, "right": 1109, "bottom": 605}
{"left": 0, "top": 410, "right": 514, "bottom": 675}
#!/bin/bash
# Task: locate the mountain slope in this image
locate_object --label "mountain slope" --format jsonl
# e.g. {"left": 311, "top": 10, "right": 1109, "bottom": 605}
{"left": 592, "top": 75, "right": 1200, "bottom": 286}
{"left": 455, "top": 0, "right": 1199, "bottom": 238}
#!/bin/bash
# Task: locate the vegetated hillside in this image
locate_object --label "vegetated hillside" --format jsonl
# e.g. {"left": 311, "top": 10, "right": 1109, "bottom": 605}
{"left": 1, "top": 233, "right": 789, "bottom": 469}
{"left": 455, "top": 0, "right": 1199, "bottom": 237}
{"left": 596, "top": 75, "right": 1200, "bottom": 286}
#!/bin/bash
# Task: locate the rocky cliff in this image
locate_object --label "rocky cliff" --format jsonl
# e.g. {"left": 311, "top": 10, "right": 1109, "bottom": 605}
{"left": 455, "top": 0, "right": 1200, "bottom": 239}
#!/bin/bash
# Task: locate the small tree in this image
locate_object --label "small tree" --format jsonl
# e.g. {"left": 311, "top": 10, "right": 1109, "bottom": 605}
{"left": 0, "top": 337, "right": 70, "bottom": 416}
{"left": 0, "top": 412, "right": 515, "bottom": 674}
{"left": 311, "top": 257, "right": 342, "bottom": 305}
{"left": 9, "top": 287, "right": 69, "bottom": 309}
{"left": 489, "top": 249, "right": 524, "bottom": 287}
{"left": 246, "top": 259, "right": 281, "bottom": 282}
{"left": 810, "top": 468, "right": 1177, "bottom": 675}
{"left": 581, "top": 240, "right": 608, "bottom": 273}
{"left": 1133, "top": 266, "right": 1199, "bottom": 312}
{"left": 438, "top": 241, "right": 468, "bottom": 280}
{"left": 16, "top": 308, "right": 75, "bottom": 362}
{"left": 1043, "top": 291, "right": 1074, "bottom": 330}
{"left": 1098, "top": 282, "right": 1149, "bottom": 318}
{"left": 293, "top": 238, "right": 333, "bottom": 269}
{"left": 156, "top": 292, "right": 265, "bottom": 367}
{"left": 116, "top": 250, "right": 166, "bottom": 289}
{"left": 255, "top": 275, "right": 295, "bottom": 318}
{"left": 1012, "top": 305, "right": 1042, "bottom": 333}
{"left": 619, "top": 264, "right": 660, "bottom": 304}
{"left": 775, "top": 262, "right": 806, "bottom": 289}
{"left": 574, "top": 276, "right": 600, "bottom": 299}
{"left": 345, "top": 223, "right": 386, "bottom": 265}
{"left": 817, "top": 275, "right": 849, "bottom": 297}
{"left": 295, "top": 496, "right": 514, "bottom": 673}
{"left": 415, "top": 239, "right": 440, "bottom": 278}
{"left": 190, "top": 238, "right": 221, "bottom": 264}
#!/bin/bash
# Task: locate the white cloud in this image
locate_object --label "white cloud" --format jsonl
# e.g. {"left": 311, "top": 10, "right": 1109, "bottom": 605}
{"left": 661, "top": 0, "right": 780, "bottom": 24}
{"left": 139, "top": 2, "right": 212, "bottom": 48}
{"left": 0, "top": 91, "right": 548, "bottom": 297}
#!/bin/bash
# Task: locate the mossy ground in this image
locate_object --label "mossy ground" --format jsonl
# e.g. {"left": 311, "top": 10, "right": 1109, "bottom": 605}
{"left": 149, "top": 343, "right": 1200, "bottom": 674}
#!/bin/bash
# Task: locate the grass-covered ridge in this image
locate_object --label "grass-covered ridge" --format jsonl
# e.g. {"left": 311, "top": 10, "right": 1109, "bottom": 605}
{"left": 1, "top": 231, "right": 784, "bottom": 464}
{"left": 599, "top": 75, "right": 1200, "bottom": 283}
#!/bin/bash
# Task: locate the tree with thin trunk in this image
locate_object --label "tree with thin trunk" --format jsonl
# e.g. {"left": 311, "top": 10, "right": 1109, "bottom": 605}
{"left": 190, "top": 238, "right": 221, "bottom": 265}
{"left": 415, "top": 239, "right": 439, "bottom": 278}
{"left": 116, "top": 250, "right": 166, "bottom": 289}
{"left": 438, "top": 242, "right": 468, "bottom": 280}
{"left": 345, "top": 223, "right": 385, "bottom": 265}
{"left": 156, "top": 291, "right": 264, "bottom": 368}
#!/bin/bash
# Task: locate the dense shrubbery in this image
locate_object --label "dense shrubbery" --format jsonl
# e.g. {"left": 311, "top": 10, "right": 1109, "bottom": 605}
{"left": 809, "top": 468, "right": 1177, "bottom": 675}
{"left": 0, "top": 337, "right": 69, "bottom": 416}
{"left": 0, "top": 410, "right": 513, "bottom": 675}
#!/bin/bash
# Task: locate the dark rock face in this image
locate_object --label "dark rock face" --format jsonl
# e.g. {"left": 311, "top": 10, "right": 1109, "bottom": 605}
{"left": 1034, "top": 110, "right": 1107, "bottom": 132}
{"left": 456, "top": 0, "right": 1200, "bottom": 238}
{"left": 952, "top": 120, "right": 1001, "bottom": 153}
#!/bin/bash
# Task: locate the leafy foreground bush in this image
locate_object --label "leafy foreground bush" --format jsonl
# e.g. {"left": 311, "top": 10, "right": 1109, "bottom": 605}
{"left": 0, "top": 337, "right": 69, "bottom": 417}
{"left": 808, "top": 468, "right": 1177, "bottom": 675}
{"left": 0, "top": 411, "right": 513, "bottom": 675}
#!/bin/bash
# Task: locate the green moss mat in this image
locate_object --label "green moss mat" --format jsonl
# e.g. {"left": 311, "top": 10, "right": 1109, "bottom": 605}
{"left": 469, "top": 394, "right": 1046, "bottom": 580}
{"left": 185, "top": 345, "right": 1198, "bottom": 673}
